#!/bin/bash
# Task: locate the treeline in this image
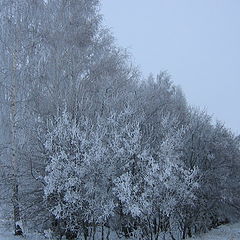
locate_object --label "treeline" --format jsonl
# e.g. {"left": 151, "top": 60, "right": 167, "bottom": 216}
{"left": 0, "top": 1, "right": 239, "bottom": 240}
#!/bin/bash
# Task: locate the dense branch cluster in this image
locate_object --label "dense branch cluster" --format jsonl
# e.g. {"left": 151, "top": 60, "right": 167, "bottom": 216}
{"left": 0, "top": 1, "right": 239, "bottom": 239}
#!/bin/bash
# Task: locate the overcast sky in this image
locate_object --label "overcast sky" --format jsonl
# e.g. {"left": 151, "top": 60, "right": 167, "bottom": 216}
{"left": 101, "top": 0, "right": 240, "bottom": 135}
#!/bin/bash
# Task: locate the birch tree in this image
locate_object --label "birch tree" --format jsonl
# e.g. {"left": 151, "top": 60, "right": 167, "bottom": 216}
{"left": 0, "top": 0, "right": 46, "bottom": 234}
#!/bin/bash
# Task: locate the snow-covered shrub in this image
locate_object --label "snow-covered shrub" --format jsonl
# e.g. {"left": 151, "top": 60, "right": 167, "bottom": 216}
{"left": 44, "top": 110, "right": 115, "bottom": 236}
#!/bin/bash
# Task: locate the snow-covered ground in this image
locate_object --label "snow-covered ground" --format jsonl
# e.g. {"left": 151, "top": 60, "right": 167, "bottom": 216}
{"left": 187, "top": 222, "right": 240, "bottom": 240}
{"left": 0, "top": 222, "right": 239, "bottom": 240}
{"left": 0, "top": 232, "right": 45, "bottom": 240}
{"left": 0, "top": 219, "right": 45, "bottom": 240}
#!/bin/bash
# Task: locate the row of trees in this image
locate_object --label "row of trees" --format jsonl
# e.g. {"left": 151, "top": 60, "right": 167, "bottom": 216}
{"left": 0, "top": 0, "right": 239, "bottom": 239}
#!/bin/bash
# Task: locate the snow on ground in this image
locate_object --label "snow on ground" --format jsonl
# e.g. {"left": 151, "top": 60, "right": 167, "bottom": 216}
{"left": 187, "top": 222, "right": 240, "bottom": 240}
{"left": 0, "top": 230, "right": 45, "bottom": 240}
{"left": 0, "top": 219, "right": 45, "bottom": 240}
{"left": 0, "top": 222, "right": 240, "bottom": 240}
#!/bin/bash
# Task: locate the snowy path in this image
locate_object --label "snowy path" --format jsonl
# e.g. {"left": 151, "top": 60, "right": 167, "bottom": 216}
{"left": 188, "top": 222, "right": 240, "bottom": 240}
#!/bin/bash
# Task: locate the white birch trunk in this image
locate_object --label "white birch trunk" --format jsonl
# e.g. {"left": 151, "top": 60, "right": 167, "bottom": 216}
{"left": 10, "top": 51, "right": 23, "bottom": 236}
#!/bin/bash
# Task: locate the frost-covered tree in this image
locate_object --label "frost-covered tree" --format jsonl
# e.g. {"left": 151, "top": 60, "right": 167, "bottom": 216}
{"left": 136, "top": 115, "right": 199, "bottom": 239}
{"left": 43, "top": 107, "right": 201, "bottom": 239}
{"left": 44, "top": 110, "right": 115, "bottom": 238}
{"left": 26, "top": 0, "right": 138, "bottom": 232}
{"left": 0, "top": 0, "right": 239, "bottom": 239}
{"left": 30, "top": 0, "right": 138, "bottom": 120}
{"left": 43, "top": 107, "right": 142, "bottom": 236}
{"left": 0, "top": 0, "right": 47, "bottom": 234}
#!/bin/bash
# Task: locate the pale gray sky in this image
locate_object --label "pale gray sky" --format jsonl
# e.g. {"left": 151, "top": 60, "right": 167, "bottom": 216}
{"left": 101, "top": 0, "right": 240, "bottom": 135}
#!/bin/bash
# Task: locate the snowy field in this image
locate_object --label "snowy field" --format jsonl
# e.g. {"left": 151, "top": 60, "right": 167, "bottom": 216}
{"left": 0, "top": 222, "right": 240, "bottom": 240}
{"left": 0, "top": 219, "right": 44, "bottom": 240}
{"left": 186, "top": 222, "right": 240, "bottom": 240}
{"left": 0, "top": 232, "right": 44, "bottom": 240}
